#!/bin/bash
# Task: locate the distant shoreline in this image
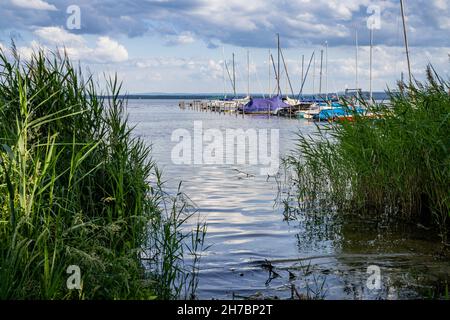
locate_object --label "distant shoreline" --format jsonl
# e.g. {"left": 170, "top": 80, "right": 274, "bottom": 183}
{"left": 111, "top": 92, "right": 391, "bottom": 100}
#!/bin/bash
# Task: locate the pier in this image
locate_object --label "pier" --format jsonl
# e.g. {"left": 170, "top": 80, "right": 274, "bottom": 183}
{"left": 179, "top": 99, "right": 242, "bottom": 114}
{"left": 178, "top": 98, "right": 320, "bottom": 119}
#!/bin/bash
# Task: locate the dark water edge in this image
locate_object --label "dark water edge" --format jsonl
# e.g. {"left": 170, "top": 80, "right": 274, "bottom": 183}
{"left": 260, "top": 212, "right": 449, "bottom": 300}
{"left": 128, "top": 100, "right": 449, "bottom": 300}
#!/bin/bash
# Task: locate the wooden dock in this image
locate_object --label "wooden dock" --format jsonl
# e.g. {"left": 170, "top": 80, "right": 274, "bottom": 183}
{"left": 179, "top": 100, "right": 241, "bottom": 114}
{"left": 178, "top": 99, "right": 305, "bottom": 119}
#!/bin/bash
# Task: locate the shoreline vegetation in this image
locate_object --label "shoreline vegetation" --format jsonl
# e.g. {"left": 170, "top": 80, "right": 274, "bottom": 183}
{"left": 282, "top": 66, "right": 450, "bottom": 244}
{"left": 0, "top": 47, "right": 205, "bottom": 299}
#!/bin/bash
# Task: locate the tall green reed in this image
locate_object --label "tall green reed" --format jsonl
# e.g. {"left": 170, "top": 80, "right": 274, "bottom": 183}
{"left": 0, "top": 45, "right": 205, "bottom": 299}
{"left": 282, "top": 66, "right": 449, "bottom": 241}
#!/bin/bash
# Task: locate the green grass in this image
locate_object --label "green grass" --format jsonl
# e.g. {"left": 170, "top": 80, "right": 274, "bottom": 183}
{"left": 0, "top": 46, "right": 205, "bottom": 299}
{"left": 283, "top": 67, "right": 450, "bottom": 241}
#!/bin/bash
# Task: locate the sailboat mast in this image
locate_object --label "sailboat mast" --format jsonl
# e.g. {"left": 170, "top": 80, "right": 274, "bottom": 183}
{"left": 312, "top": 53, "right": 316, "bottom": 97}
{"left": 268, "top": 50, "right": 271, "bottom": 98}
{"left": 280, "top": 48, "right": 294, "bottom": 97}
{"left": 232, "top": 53, "right": 236, "bottom": 97}
{"left": 301, "top": 54, "right": 305, "bottom": 90}
{"left": 222, "top": 47, "right": 226, "bottom": 99}
{"left": 400, "top": 0, "right": 412, "bottom": 86}
{"left": 247, "top": 50, "right": 250, "bottom": 97}
{"left": 298, "top": 52, "right": 315, "bottom": 100}
{"left": 277, "top": 33, "right": 281, "bottom": 96}
{"left": 319, "top": 49, "right": 323, "bottom": 96}
{"left": 355, "top": 28, "right": 359, "bottom": 96}
{"left": 325, "top": 41, "right": 328, "bottom": 101}
{"left": 370, "top": 28, "right": 373, "bottom": 101}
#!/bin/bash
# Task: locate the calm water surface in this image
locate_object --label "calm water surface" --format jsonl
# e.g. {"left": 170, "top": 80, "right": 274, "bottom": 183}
{"left": 128, "top": 99, "right": 449, "bottom": 300}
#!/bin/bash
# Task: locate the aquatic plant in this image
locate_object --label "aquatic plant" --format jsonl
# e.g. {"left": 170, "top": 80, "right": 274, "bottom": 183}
{"left": 0, "top": 46, "right": 205, "bottom": 299}
{"left": 283, "top": 66, "right": 450, "bottom": 242}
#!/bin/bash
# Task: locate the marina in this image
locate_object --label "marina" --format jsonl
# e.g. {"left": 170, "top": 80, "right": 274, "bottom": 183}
{"left": 178, "top": 30, "right": 387, "bottom": 122}
{"left": 178, "top": 93, "right": 379, "bottom": 121}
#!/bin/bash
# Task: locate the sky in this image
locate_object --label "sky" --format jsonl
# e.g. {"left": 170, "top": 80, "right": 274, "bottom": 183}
{"left": 0, "top": 0, "right": 449, "bottom": 94}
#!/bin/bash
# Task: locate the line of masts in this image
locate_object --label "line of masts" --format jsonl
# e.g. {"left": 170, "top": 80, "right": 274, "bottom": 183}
{"left": 220, "top": 0, "right": 412, "bottom": 100}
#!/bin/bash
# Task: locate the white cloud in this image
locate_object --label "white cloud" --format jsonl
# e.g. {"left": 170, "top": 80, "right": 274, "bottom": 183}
{"left": 135, "top": 57, "right": 197, "bottom": 69}
{"left": 326, "top": 0, "right": 365, "bottom": 20}
{"left": 184, "top": 0, "right": 372, "bottom": 41}
{"left": 165, "top": 32, "right": 196, "bottom": 46}
{"left": 17, "top": 40, "right": 49, "bottom": 60}
{"left": 61, "top": 37, "right": 128, "bottom": 63}
{"left": 433, "top": 0, "right": 448, "bottom": 10}
{"left": 11, "top": 0, "right": 57, "bottom": 11}
{"left": 25, "top": 27, "right": 129, "bottom": 63}
{"left": 437, "top": 16, "right": 450, "bottom": 29}
{"left": 133, "top": 56, "right": 223, "bottom": 79}
{"left": 34, "top": 26, "right": 84, "bottom": 45}
{"left": 91, "top": 37, "right": 129, "bottom": 63}
{"left": 190, "top": 0, "right": 265, "bottom": 32}
{"left": 328, "top": 45, "right": 450, "bottom": 91}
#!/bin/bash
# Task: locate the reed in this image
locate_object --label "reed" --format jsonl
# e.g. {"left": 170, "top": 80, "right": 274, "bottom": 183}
{"left": 283, "top": 66, "right": 450, "bottom": 241}
{"left": 0, "top": 46, "right": 205, "bottom": 299}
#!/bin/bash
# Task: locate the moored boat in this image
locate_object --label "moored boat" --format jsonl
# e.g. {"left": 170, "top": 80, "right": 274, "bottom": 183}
{"left": 238, "top": 95, "right": 289, "bottom": 115}
{"left": 313, "top": 106, "right": 365, "bottom": 121}
{"left": 301, "top": 102, "right": 336, "bottom": 119}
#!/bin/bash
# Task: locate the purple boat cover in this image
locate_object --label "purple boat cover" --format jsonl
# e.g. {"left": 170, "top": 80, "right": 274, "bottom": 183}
{"left": 241, "top": 96, "right": 289, "bottom": 113}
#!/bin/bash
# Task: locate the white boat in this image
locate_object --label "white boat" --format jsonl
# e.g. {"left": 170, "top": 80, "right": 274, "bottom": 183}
{"left": 234, "top": 96, "right": 251, "bottom": 107}
{"left": 284, "top": 96, "right": 301, "bottom": 107}
{"left": 218, "top": 96, "right": 251, "bottom": 113}
{"left": 300, "top": 103, "right": 333, "bottom": 119}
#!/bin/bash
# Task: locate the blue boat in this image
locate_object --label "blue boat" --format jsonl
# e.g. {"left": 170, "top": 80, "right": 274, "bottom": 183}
{"left": 313, "top": 107, "right": 365, "bottom": 121}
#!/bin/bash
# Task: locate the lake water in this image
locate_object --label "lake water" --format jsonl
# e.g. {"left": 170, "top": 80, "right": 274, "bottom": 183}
{"left": 128, "top": 99, "right": 449, "bottom": 300}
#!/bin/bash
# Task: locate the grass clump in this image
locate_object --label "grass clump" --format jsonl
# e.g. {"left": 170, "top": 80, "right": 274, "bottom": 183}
{"left": 283, "top": 67, "right": 450, "bottom": 241}
{"left": 0, "top": 46, "right": 205, "bottom": 299}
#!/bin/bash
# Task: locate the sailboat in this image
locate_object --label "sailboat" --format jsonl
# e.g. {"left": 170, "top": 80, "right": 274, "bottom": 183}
{"left": 296, "top": 47, "right": 338, "bottom": 119}
{"left": 309, "top": 29, "right": 364, "bottom": 122}
{"left": 232, "top": 50, "right": 252, "bottom": 112}
{"left": 239, "top": 95, "right": 289, "bottom": 115}
{"left": 240, "top": 34, "right": 289, "bottom": 115}
{"left": 279, "top": 46, "right": 301, "bottom": 114}
{"left": 218, "top": 52, "right": 242, "bottom": 113}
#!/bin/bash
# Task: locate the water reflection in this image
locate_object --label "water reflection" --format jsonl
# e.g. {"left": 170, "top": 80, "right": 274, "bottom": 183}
{"left": 279, "top": 208, "right": 450, "bottom": 299}
{"left": 128, "top": 100, "right": 449, "bottom": 300}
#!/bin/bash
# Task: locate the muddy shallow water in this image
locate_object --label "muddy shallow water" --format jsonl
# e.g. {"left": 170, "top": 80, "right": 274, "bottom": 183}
{"left": 128, "top": 99, "right": 449, "bottom": 300}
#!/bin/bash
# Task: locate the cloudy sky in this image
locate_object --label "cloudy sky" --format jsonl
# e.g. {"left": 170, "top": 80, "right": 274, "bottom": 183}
{"left": 0, "top": 0, "right": 449, "bottom": 94}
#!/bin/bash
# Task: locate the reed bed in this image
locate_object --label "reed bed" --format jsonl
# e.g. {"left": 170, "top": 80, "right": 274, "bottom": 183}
{"left": 283, "top": 67, "right": 450, "bottom": 241}
{"left": 0, "top": 47, "right": 205, "bottom": 299}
